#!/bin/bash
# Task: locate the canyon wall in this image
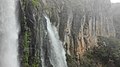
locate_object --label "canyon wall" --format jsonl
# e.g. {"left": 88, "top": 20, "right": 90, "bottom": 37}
{"left": 111, "top": 3, "right": 120, "bottom": 39}
{"left": 19, "top": 0, "right": 116, "bottom": 67}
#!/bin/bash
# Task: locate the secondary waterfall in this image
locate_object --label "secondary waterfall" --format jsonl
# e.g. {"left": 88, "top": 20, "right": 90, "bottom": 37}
{"left": 44, "top": 16, "right": 68, "bottom": 67}
{"left": 0, "top": 0, "right": 19, "bottom": 67}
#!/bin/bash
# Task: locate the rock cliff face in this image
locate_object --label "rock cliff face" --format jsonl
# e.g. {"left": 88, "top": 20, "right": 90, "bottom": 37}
{"left": 111, "top": 3, "right": 120, "bottom": 39}
{"left": 19, "top": 0, "right": 116, "bottom": 67}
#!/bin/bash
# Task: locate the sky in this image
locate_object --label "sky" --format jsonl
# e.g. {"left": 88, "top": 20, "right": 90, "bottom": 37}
{"left": 111, "top": 0, "right": 120, "bottom": 3}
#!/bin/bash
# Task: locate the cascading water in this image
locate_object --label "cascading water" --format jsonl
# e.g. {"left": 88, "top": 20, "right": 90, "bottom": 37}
{"left": 0, "top": 0, "right": 19, "bottom": 67}
{"left": 44, "top": 15, "right": 68, "bottom": 67}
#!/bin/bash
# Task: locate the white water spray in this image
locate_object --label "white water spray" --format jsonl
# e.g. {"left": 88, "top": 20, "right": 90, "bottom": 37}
{"left": 0, "top": 0, "right": 19, "bottom": 67}
{"left": 44, "top": 15, "right": 68, "bottom": 67}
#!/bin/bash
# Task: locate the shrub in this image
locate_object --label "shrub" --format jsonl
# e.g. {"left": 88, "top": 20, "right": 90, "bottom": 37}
{"left": 89, "top": 36, "right": 120, "bottom": 67}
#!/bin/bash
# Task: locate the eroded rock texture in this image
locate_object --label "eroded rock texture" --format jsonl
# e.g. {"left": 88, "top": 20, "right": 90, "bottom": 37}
{"left": 111, "top": 3, "right": 120, "bottom": 39}
{"left": 41, "top": 0, "right": 115, "bottom": 63}
{"left": 19, "top": 0, "right": 116, "bottom": 67}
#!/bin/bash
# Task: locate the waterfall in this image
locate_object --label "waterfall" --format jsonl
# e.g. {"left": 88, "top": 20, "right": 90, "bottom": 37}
{"left": 0, "top": 0, "right": 19, "bottom": 67}
{"left": 44, "top": 15, "right": 68, "bottom": 67}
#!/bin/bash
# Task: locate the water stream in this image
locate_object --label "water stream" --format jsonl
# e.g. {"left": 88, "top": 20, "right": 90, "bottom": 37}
{"left": 0, "top": 0, "right": 19, "bottom": 67}
{"left": 44, "top": 15, "right": 68, "bottom": 67}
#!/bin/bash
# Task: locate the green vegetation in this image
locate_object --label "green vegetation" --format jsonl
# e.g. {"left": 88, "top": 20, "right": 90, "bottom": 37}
{"left": 32, "top": 0, "right": 39, "bottom": 7}
{"left": 67, "top": 36, "right": 120, "bottom": 67}
{"left": 23, "top": 30, "right": 31, "bottom": 67}
{"left": 66, "top": 54, "right": 78, "bottom": 67}
{"left": 22, "top": 25, "right": 40, "bottom": 67}
{"left": 95, "top": 36, "right": 120, "bottom": 67}
{"left": 83, "top": 36, "right": 120, "bottom": 67}
{"left": 20, "top": 0, "right": 41, "bottom": 66}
